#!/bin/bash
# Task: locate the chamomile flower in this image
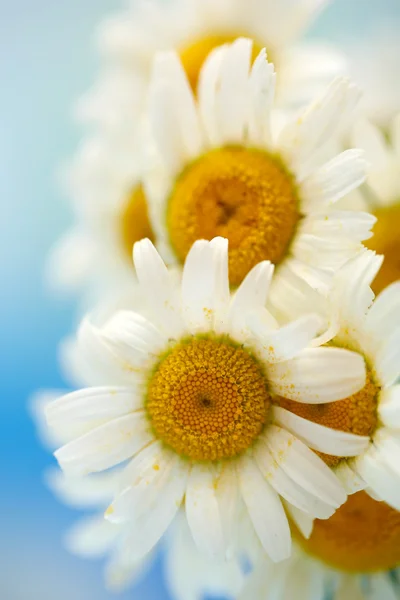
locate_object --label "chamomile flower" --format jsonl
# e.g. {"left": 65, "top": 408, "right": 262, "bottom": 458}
{"left": 268, "top": 249, "right": 400, "bottom": 511}
{"left": 144, "top": 39, "right": 374, "bottom": 289}
{"left": 351, "top": 114, "right": 400, "bottom": 293}
{"left": 47, "top": 131, "right": 154, "bottom": 303}
{"left": 239, "top": 492, "right": 400, "bottom": 600}
{"left": 46, "top": 237, "right": 369, "bottom": 565}
{"left": 90, "top": 0, "right": 343, "bottom": 127}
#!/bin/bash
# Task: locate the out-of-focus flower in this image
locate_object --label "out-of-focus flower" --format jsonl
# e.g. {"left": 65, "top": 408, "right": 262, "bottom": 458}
{"left": 268, "top": 249, "right": 400, "bottom": 511}
{"left": 144, "top": 39, "right": 373, "bottom": 292}
{"left": 85, "top": 0, "right": 344, "bottom": 130}
{"left": 351, "top": 115, "right": 400, "bottom": 293}
{"left": 45, "top": 237, "right": 370, "bottom": 567}
{"left": 46, "top": 127, "right": 154, "bottom": 308}
{"left": 345, "top": 27, "right": 400, "bottom": 128}
{"left": 238, "top": 492, "right": 400, "bottom": 600}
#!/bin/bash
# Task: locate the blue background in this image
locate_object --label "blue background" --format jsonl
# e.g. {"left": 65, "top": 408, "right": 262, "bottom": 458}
{"left": 1, "top": 1, "right": 399, "bottom": 599}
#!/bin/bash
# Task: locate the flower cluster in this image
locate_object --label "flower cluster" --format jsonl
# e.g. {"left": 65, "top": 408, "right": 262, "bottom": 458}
{"left": 35, "top": 1, "right": 400, "bottom": 599}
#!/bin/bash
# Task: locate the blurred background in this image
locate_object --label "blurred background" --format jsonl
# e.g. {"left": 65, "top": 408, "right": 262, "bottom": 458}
{"left": 1, "top": 1, "right": 400, "bottom": 598}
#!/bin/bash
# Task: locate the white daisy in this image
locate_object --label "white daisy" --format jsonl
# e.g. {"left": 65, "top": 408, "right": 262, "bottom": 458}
{"left": 238, "top": 491, "right": 400, "bottom": 600}
{"left": 46, "top": 129, "right": 155, "bottom": 304}
{"left": 144, "top": 39, "right": 374, "bottom": 291}
{"left": 46, "top": 236, "right": 370, "bottom": 565}
{"left": 350, "top": 114, "right": 400, "bottom": 293}
{"left": 267, "top": 249, "right": 400, "bottom": 510}
{"left": 88, "top": 0, "right": 344, "bottom": 129}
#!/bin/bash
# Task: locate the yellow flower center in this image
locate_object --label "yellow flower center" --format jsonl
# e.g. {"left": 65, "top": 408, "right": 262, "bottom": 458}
{"left": 146, "top": 336, "right": 270, "bottom": 461}
{"left": 121, "top": 185, "right": 154, "bottom": 258}
{"left": 277, "top": 371, "right": 379, "bottom": 467}
{"left": 179, "top": 34, "right": 263, "bottom": 92}
{"left": 366, "top": 203, "right": 400, "bottom": 294}
{"left": 294, "top": 491, "right": 400, "bottom": 573}
{"left": 167, "top": 147, "right": 299, "bottom": 286}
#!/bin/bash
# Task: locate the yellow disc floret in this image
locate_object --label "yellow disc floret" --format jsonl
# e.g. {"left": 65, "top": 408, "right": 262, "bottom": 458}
{"left": 294, "top": 491, "right": 400, "bottom": 573}
{"left": 277, "top": 371, "right": 379, "bottom": 467}
{"left": 121, "top": 185, "right": 154, "bottom": 258}
{"left": 146, "top": 336, "right": 271, "bottom": 461}
{"left": 366, "top": 203, "right": 400, "bottom": 294}
{"left": 179, "top": 34, "right": 263, "bottom": 92}
{"left": 167, "top": 147, "right": 299, "bottom": 286}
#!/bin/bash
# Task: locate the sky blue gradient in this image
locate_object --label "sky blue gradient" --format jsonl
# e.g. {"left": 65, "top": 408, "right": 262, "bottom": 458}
{"left": 1, "top": 1, "right": 399, "bottom": 598}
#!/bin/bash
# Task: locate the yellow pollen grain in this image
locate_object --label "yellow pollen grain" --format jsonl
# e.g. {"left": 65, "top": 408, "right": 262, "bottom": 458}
{"left": 121, "top": 184, "right": 154, "bottom": 258}
{"left": 167, "top": 147, "right": 299, "bottom": 287}
{"left": 277, "top": 371, "right": 379, "bottom": 467}
{"left": 146, "top": 336, "right": 271, "bottom": 461}
{"left": 294, "top": 491, "right": 400, "bottom": 573}
{"left": 366, "top": 203, "right": 400, "bottom": 294}
{"left": 179, "top": 34, "right": 263, "bottom": 93}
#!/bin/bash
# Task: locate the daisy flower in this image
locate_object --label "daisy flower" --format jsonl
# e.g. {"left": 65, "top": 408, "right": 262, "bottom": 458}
{"left": 46, "top": 129, "right": 155, "bottom": 303}
{"left": 351, "top": 114, "right": 400, "bottom": 293}
{"left": 89, "top": 0, "right": 343, "bottom": 127}
{"left": 239, "top": 491, "right": 400, "bottom": 600}
{"left": 144, "top": 39, "right": 374, "bottom": 290}
{"left": 46, "top": 237, "right": 369, "bottom": 565}
{"left": 267, "top": 249, "right": 400, "bottom": 511}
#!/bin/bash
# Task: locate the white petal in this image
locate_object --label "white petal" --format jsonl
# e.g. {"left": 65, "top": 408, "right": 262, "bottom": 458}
{"left": 278, "top": 78, "right": 361, "bottom": 177}
{"left": 185, "top": 464, "right": 224, "bottom": 558}
{"left": 54, "top": 413, "right": 151, "bottom": 476}
{"left": 115, "top": 456, "right": 188, "bottom": 562}
{"left": 374, "top": 332, "right": 400, "bottom": 387}
{"left": 267, "top": 347, "right": 366, "bottom": 403}
{"left": 366, "top": 281, "right": 400, "bottom": 341}
{"left": 181, "top": 237, "right": 229, "bottom": 332}
{"left": 198, "top": 45, "right": 226, "bottom": 147}
{"left": 334, "top": 575, "right": 364, "bottom": 600}
{"left": 334, "top": 462, "right": 366, "bottom": 495}
{"left": 378, "top": 386, "right": 400, "bottom": 429}
{"left": 44, "top": 468, "right": 120, "bottom": 508}
{"left": 228, "top": 261, "right": 274, "bottom": 342}
{"left": 214, "top": 463, "right": 239, "bottom": 557}
{"left": 105, "top": 550, "right": 155, "bottom": 593}
{"left": 65, "top": 514, "right": 119, "bottom": 558}
{"left": 237, "top": 455, "right": 291, "bottom": 562}
{"left": 367, "top": 573, "right": 399, "bottom": 600}
{"left": 332, "top": 250, "right": 383, "bottom": 336}
{"left": 217, "top": 38, "right": 252, "bottom": 144}
{"left": 282, "top": 501, "right": 314, "bottom": 539}
{"left": 272, "top": 406, "right": 369, "bottom": 456}
{"left": 248, "top": 311, "right": 322, "bottom": 363}
{"left": 354, "top": 447, "right": 400, "bottom": 510}
{"left": 372, "top": 430, "right": 400, "bottom": 480}
{"left": 299, "top": 210, "right": 376, "bottom": 242}
{"left": 248, "top": 49, "right": 275, "bottom": 147}
{"left": 265, "top": 425, "right": 346, "bottom": 508}
{"left": 149, "top": 52, "right": 203, "bottom": 172}
{"left": 108, "top": 443, "right": 177, "bottom": 524}
{"left": 77, "top": 318, "right": 139, "bottom": 386}
{"left": 300, "top": 150, "right": 367, "bottom": 212}
{"left": 102, "top": 310, "right": 166, "bottom": 367}
{"left": 133, "top": 238, "right": 185, "bottom": 338}
{"left": 46, "top": 387, "right": 141, "bottom": 431}
{"left": 254, "top": 440, "right": 336, "bottom": 519}
{"left": 46, "top": 228, "right": 96, "bottom": 292}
